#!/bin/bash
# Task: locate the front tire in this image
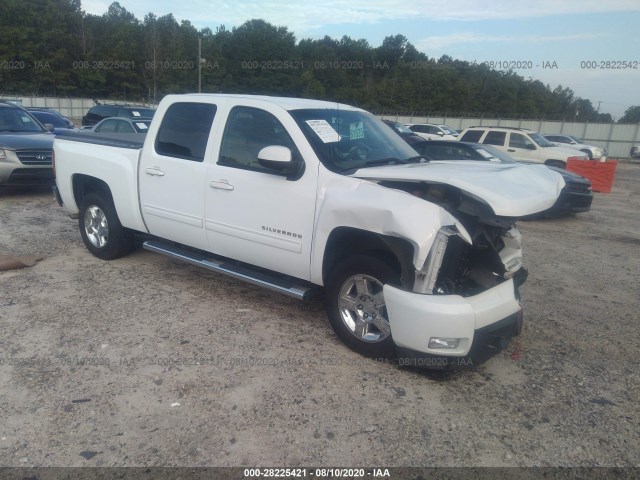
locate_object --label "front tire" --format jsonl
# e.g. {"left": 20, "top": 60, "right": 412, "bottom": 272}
{"left": 79, "top": 192, "right": 134, "bottom": 260}
{"left": 580, "top": 149, "right": 593, "bottom": 160}
{"left": 326, "top": 255, "right": 400, "bottom": 358}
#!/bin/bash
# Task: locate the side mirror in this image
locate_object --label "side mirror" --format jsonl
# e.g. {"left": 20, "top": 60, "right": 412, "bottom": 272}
{"left": 44, "top": 123, "right": 55, "bottom": 132}
{"left": 437, "top": 131, "right": 444, "bottom": 136}
{"left": 257, "top": 145, "right": 293, "bottom": 170}
{"left": 257, "top": 145, "right": 305, "bottom": 180}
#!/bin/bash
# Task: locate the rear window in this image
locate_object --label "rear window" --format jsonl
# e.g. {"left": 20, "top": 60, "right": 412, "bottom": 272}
{"left": 155, "top": 103, "right": 216, "bottom": 162}
{"left": 120, "top": 108, "right": 155, "bottom": 118}
{"left": 459, "top": 130, "right": 484, "bottom": 143}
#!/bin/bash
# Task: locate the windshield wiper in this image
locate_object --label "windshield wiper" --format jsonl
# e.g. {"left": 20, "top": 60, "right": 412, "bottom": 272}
{"left": 362, "top": 157, "right": 409, "bottom": 167}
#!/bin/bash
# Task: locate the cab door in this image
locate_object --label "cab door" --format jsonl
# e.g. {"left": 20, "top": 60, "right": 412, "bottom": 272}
{"left": 204, "top": 104, "right": 318, "bottom": 281}
{"left": 139, "top": 102, "right": 217, "bottom": 251}
{"left": 506, "top": 132, "right": 539, "bottom": 162}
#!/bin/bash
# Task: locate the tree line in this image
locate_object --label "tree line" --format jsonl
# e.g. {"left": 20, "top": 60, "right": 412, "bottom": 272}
{"left": 1, "top": 0, "right": 637, "bottom": 122}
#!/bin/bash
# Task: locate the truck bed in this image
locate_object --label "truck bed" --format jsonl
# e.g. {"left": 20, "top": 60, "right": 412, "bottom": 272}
{"left": 53, "top": 134, "right": 147, "bottom": 233}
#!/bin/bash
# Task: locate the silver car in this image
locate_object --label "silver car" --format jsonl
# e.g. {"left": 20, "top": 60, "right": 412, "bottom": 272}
{"left": 543, "top": 134, "right": 607, "bottom": 160}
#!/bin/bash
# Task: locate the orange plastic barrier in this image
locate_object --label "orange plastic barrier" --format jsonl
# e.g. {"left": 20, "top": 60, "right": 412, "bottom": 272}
{"left": 566, "top": 158, "right": 618, "bottom": 193}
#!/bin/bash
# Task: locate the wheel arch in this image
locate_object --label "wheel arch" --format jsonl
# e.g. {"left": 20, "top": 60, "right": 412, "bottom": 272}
{"left": 72, "top": 174, "right": 113, "bottom": 207}
{"left": 70, "top": 173, "right": 147, "bottom": 233}
{"left": 321, "top": 227, "right": 415, "bottom": 289}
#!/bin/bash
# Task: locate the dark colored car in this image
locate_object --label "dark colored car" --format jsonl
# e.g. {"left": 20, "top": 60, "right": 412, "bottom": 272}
{"left": 82, "top": 104, "right": 156, "bottom": 127}
{"left": 381, "top": 119, "right": 424, "bottom": 144}
{"left": 26, "top": 107, "right": 76, "bottom": 129}
{"left": 411, "top": 140, "right": 593, "bottom": 216}
{"left": 28, "top": 109, "right": 76, "bottom": 132}
{"left": 0, "top": 102, "right": 54, "bottom": 186}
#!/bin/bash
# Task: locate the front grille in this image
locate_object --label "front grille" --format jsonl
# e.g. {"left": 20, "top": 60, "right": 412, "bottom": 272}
{"left": 7, "top": 168, "right": 54, "bottom": 184}
{"left": 16, "top": 149, "right": 53, "bottom": 165}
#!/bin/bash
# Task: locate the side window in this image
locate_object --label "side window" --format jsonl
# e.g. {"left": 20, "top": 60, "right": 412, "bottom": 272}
{"left": 218, "top": 106, "right": 301, "bottom": 173}
{"left": 155, "top": 102, "right": 216, "bottom": 162}
{"left": 116, "top": 120, "right": 135, "bottom": 133}
{"left": 509, "top": 133, "right": 535, "bottom": 149}
{"left": 482, "top": 131, "right": 506, "bottom": 146}
{"left": 90, "top": 106, "right": 106, "bottom": 118}
{"left": 412, "top": 125, "right": 426, "bottom": 133}
{"left": 460, "top": 130, "right": 484, "bottom": 143}
{"left": 96, "top": 119, "right": 118, "bottom": 132}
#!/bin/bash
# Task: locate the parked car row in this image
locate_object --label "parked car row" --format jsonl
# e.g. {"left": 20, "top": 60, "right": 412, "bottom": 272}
{"left": 410, "top": 140, "right": 593, "bottom": 217}
{"left": 0, "top": 101, "right": 157, "bottom": 187}
{"left": 380, "top": 122, "right": 595, "bottom": 216}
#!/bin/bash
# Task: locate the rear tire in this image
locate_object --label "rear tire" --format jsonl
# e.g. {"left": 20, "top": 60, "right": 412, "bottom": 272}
{"left": 326, "top": 255, "right": 400, "bottom": 358}
{"left": 79, "top": 192, "right": 134, "bottom": 260}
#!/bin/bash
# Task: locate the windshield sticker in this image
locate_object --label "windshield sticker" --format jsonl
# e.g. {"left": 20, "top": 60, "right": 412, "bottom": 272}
{"left": 131, "top": 111, "right": 141, "bottom": 117}
{"left": 306, "top": 120, "right": 340, "bottom": 143}
{"left": 135, "top": 122, "right": 148, "bottom": 130}
{"left": 349, "top": 121, "right": 364, "bottom": 140}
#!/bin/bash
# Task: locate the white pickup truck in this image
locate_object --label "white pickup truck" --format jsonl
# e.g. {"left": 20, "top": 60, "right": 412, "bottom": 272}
{"left": 53, "top": 94, "right": 564, "bottom": 368}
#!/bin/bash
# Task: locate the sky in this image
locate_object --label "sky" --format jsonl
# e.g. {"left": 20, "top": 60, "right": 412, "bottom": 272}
{"left": 81, "top": 0, "right": 640, "bottom": 120}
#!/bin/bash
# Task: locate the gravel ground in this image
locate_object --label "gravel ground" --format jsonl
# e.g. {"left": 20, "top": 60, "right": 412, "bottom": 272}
{"left": 0, "top": 164, "right": 638, "bottom": 469}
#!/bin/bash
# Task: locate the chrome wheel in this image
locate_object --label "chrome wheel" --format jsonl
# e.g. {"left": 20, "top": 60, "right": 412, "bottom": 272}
{"left": 338, "top": 274, "right": 391, "bottom": 343}
{"left": 84, "top": 205, "right": 109, "bottom": 248}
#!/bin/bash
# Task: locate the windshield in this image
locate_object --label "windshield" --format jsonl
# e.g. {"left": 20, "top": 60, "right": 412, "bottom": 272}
{"left": 290, "top": 108, "right": 420, "bottom": 172}
{"left": 530, "top": 132, "right": 554, "bottom": 148}
{"left": 0, "top": 108, "right": 44, "bottom": 133}
{"left": 386, "top": 121, "right": 414, "bottom": 135}
{"left": 439, "top": 125, "right": 458, "bottom": 135}
{"left": 126, "top": 108, "right": 155, "bottom": 118}
{"left": 471, "top": 144, "right": 515, "bottom": 163}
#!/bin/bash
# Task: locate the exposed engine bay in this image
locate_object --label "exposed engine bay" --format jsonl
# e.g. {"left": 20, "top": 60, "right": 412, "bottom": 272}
{"left": 377, "top": 180, "right": 527, "bottom": 297}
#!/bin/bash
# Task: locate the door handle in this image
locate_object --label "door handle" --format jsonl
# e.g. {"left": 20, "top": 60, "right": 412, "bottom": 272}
{"left": 507, "top": 149, "right": 516, "bottom": 152}
{"left": 209, "top": 180, "right": 234, "bottom": 191}
{"left": 145, "top": 167, "right": 165, "bottom": 176}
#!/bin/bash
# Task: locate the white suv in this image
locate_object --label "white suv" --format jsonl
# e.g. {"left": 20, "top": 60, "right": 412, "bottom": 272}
{"left": 458, "top": 127, "right": 587, "bottom": 167}
{"left": 406, "top": 123, "right": 459, "bottom": 140}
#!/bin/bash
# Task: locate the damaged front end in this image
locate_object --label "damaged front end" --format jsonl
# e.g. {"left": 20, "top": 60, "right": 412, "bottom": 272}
{"left": 365, "top": 179, "right": 529, "bottom": 367}
{"left": 378, "top": 180, "right": 528, "bottom": 298}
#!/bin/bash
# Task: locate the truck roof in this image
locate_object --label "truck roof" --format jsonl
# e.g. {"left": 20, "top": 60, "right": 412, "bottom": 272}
{"left": 173, "top": 93, "right": 362, "bottom": 112}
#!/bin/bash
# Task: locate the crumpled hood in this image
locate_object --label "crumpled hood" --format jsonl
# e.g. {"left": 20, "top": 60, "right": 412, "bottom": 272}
{"left": 352, "top": 162, "right": 565, "bottom": 217}
{"left": 0, "top": 132, "right": 54, "bottom": 150}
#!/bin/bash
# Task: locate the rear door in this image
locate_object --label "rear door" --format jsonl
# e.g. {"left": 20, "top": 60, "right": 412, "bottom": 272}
{"left": 139, "top": 102, "right": 217, "bottom": 250}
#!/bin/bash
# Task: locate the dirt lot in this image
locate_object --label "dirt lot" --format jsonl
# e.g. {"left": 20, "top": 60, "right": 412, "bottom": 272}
{"left": 0, "top": 164, "right": 638, "bottom": 469}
